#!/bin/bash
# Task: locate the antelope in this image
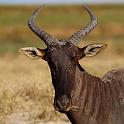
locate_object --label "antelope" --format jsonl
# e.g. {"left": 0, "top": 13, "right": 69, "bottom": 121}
{"left": 19, "top": 5, "right": 124, "bottom": 124}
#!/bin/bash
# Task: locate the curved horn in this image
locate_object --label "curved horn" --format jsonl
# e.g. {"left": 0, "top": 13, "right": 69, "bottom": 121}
{"left": 28, "top": 6, "right": 59, "bottom": 46}
{"left": 67, "top": 5, "right": 98, "bottom": 45}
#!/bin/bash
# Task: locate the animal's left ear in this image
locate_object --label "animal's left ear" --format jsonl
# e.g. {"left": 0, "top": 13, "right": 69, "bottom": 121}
{"left": 81, "top": 43, "right": 107, "bottom": 57}
{"left": 19, "top": 47, "right": 45, "bottom": 59}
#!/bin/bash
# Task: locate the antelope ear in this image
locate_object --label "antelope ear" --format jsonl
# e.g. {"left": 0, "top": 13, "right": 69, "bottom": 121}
{"left": 19, "top": 47, "right": 45, "bottom": 59}
{"left": 83, "top": 43, "right": 107, "bottom": 57}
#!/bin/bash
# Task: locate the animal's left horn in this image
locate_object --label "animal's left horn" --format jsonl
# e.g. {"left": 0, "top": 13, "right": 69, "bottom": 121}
{"left": 28, "top": 6, "right": 59, "bottom": 46}
{"left": 67, "top": 5, "right": 98, "bottom": 45}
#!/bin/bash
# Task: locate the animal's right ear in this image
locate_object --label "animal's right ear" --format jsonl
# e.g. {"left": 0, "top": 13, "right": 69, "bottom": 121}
{"left": 19, "top": 47, "right": 46, "bottom": 60}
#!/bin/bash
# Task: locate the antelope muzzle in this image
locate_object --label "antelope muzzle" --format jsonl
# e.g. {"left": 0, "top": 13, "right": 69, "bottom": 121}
{"left": 54, "top": 95, "right": 71, "bottom": 112}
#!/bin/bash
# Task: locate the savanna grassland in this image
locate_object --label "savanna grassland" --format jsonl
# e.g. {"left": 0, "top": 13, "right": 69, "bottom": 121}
{"left": 0, "top": 5, "right": 124, "bottom": 124}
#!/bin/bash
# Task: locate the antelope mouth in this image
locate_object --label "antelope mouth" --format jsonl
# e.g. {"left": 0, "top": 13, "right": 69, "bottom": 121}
{"left": 54, "top": 98, "right": 81, "bottom": 113}
{"left": 54, "top": 100, "right": 81, "bottom": 113}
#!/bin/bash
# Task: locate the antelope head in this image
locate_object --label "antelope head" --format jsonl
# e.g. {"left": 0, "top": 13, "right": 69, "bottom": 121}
{"left": 19, "top": 5, "right": 106, "bottom": 113}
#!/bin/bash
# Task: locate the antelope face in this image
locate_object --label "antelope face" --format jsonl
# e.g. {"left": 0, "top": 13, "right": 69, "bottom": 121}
{"left": 20, "top": 42, "right": 106, "bottom": 112}
{"left": 19, "top": 5, "right": 107, "bottom": 113}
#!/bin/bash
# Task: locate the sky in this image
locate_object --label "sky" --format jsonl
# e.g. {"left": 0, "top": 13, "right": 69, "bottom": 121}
{"left": 0, "top": 0, "right": 124, "bottom": 5}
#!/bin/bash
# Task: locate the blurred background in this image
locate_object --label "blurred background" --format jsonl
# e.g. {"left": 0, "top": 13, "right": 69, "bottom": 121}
{"left": 0, "top": 0, "right": 124, "bottom": 124}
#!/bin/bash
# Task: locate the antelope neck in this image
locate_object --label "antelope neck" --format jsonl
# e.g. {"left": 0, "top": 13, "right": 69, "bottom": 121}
{"left": 69, "top": 65, "right": 103, "bottom": 113}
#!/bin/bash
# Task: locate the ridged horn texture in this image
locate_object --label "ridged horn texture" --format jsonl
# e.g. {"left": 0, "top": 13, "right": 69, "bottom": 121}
{"left": 67, "top": 5, "right": 98, "bottom": 45}
{"left": 28, "top": 6, "right": 59, "bottom": 46}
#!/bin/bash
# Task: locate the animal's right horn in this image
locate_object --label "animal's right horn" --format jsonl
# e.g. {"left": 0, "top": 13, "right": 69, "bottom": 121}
{"left": 28, "top": 6, "right": 59, "bottom": 46}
